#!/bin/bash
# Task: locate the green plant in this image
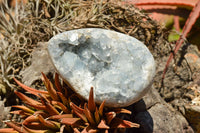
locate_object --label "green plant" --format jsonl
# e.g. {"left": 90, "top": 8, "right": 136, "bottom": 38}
{"left": 0, "top": 73, "right": 139, "bottom": 133}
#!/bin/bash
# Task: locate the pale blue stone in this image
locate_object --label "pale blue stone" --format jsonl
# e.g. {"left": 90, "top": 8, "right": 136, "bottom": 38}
{"left": 48, "top": 28, "right": 156, "bottom": 107}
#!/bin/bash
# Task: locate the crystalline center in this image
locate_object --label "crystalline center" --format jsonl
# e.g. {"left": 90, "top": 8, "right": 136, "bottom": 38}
{"left": 48, "top": 28, "right": 156, "bottom": 107}
{"left": 58, "top": 35, "right": 112, "bottom": 77}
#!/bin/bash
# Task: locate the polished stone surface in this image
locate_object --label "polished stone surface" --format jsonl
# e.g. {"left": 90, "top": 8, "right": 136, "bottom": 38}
{"left": 48, "top": 28, "right": 155, "bottom": 107}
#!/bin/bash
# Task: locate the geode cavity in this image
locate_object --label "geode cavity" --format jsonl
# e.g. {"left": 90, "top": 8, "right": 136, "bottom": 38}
{"left": 48, "top": 28, "right": 156, "bottom": 107}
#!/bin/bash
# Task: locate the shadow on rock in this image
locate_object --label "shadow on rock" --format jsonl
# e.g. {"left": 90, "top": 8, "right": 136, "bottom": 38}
{"left": 124, "top": 99, "right": 153, "bottom": 133}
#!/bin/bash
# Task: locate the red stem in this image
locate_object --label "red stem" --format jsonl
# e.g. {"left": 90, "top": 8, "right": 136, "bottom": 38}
{"left": 162, "top": 0, "right": 200, "bottom": 80}
{"left": 124, "top": 0, "right": 195, "bottom": 8}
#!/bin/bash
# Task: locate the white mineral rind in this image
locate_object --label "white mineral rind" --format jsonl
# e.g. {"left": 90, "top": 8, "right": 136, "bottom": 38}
{"left": 48, "top": 28, "right": 156, "bottom": 107}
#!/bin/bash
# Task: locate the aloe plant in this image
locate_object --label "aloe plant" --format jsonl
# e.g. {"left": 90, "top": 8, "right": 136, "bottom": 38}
{"left": 0, "top": 73, "right": 139, "bottom": 133}
{"left": 124, "top": 0, "right": 200, "bottom": 81}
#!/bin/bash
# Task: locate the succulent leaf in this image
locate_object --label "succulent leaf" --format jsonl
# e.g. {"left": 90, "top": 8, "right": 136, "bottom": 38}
{"left": 47, "top": 114, "right": 73, "bottom": 120}
{"left": 13, "top": 78, "right": 48, "bottom": 96}
{"left": 105, "top": 112, "right": 116, "bottom": 125}
{"left": 12, "top": 105, "right": 35, "bottom": 114}
{"left": 94, "top": 108, "right": 100, "bottom": 124}
{"left": 81, "top": 126, "right": 99, "bottom": 133}
{"left": 33, "top": 111, "right": 49, "bottom": 118}
{"left": 22, "top": 126, "right": 53, "bottom": 133}
{"left": 98, "top": 100, "right": 105, "bottom": 117}
{"left": 25, "top": 102, "right": 47, "bottom": 110}
{"left": 3, "top": 73, "right": 139, "bottom": 132}
{"left": 73, "top": 128, "right": 81, "bottom": 133}
{"left": 97, "top": 120, "right": 110, "bottom": 129}
{"left": 109, "top": 118, "right": 140, "bottom": 129}
{"left": 84, "top": 103, "right": 96, "bottom": 126}
{"left": 57, "top": 92, "right": 69, "bottom": 106}
{"left": 37, "top": 114, "right": 60, "bottom": 130}
{"left": 55, "top": 73, "right": 63, "bottom": 93}
{"left": 88, "top": 87, "right": 96, "bottom": 113}
{"left": 51, "top": 101, "right": 70, "bottom": 114}
{"left": 5, "top": 122, "right": 28, "bottom": 133}
{"left": 0, "top": 128, "right": 18, "bottom": 133}
{"left": 14, "top": 91, "right": 41, "bottom": 105}
{"left": 60, "top": 117, "right": 82, "bottom": 127}
{"left": 44, "top": 102, "right": 60, "bottom": 116}
{"left": 112, "top": 108, "right": 132, "bottom": 114}
{"left": 10, "top": 110, "right": 29, "bottom": 116}
{"left": 22, "top": 115, "right": 39, "bottom": 125}
{"left": 70, "top": 102, "right": 88, "bottom": 123}
{"left": 41, "top": 72, "right": 59, "bottom": 101}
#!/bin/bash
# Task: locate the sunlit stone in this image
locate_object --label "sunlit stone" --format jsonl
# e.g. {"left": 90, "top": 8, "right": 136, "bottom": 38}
{"left": 48, "top": 28, "right": 156, "bottom": 107}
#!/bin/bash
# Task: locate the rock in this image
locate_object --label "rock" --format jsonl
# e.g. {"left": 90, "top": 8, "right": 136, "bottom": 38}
{"left": 0, "top": 100, "right": 11, "bottom": 128}
{"left": 184, "top": 105, "right": 200, "bottom": 133}
{"left": 154, "top": 44, "right": 200, "bottom": 132}
{"left": 48, "top": 28, "right": 156, "bottom": 107}
{"left": 20, "top": 42, "right": 54, "bottom": 86}
{"left": 124, "top": 88, "right": 194, "bottom": 133}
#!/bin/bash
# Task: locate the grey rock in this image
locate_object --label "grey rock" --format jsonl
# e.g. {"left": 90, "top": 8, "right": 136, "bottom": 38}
{"left": 20, "top": 42, "right": 54, "bottom": 86}
{"left": 124, "top": 88, "right": 194, "bottom": 133}
{"left": 48, "top": 28, "right": 155, "bottom": 107}
{"left": 0, "top": 99, "right": 11, "bottom": 128}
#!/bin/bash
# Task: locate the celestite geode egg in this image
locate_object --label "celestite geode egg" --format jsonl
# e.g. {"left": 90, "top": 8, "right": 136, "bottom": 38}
{"left": 48, "top": 28, "right": 155, "bottom": 107}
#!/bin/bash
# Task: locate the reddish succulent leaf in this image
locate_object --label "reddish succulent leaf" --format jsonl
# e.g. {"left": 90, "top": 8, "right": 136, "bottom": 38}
{"left": 85, "top": 126, "right": 99, "bottom": 133}
{"left": 59, "top": 125, "right": 66, "bottom": 133}
{"left": 98, "top": 100, "right": 105, "bottom": 117}
{"left": 61, "top": 117, "right": 82, "bottom": 127}
{"left": 125, "top": 0, "right": 195, "bottom": 8}
{"left": 97, "top": 120, "right": 110, "bottom": 129}
{"left": 12, "top": 105, "right": 35, "bottom": 114}
{"left": 94, "top": 108, "right": 100, "bottom": 124}
{"left": 45, "top": 102, "right": 60, "bottom": 116}
{"left": 52, "top": 101, "right": 70, "bottom": 114}
{"left": 104, "top": 130, "right": 109, "bottom": 133}
{"left": 105, "top": 112, "right": 116, "bottom": 125}
{"left": 25, "top": 102, "right": 47, "bottom": 110}
{"left": 70, "top": 102, "right": 87, "bottom": 122}
{"left": 5, "top": 122, "right": 28, "bottom": 133}
{"left": 162, "top": 0, "right": 200, "bottom": 80}
{"left": 33, "top": 111, "right": 49, "bottom": 118}
{"left": 22, "top": 126, "right": 51, "bottom": 133}
{"left": 70, "top": 102, "right": 84, "bottom": 113}
{"left": 81, "top": 126, "right": 98, "bottom": 133}
{"left": 22, "top": 115, "right": 39, "bottom": 125}
{"left": 48, "top": 114, "right": 73, "bottom": 120}
{"left": 38, "top": 114, "right": 60, "bottom": 130}
{"left": 13, "top": 78, "right": 48, "bottom": 96}
{"left": 0, "top": 128, "right": 18, "bottom": 133}
{"left": 38, "top": 94, "right": 60, "bottom": 115}
{"left": 38, "top": 93, "right": 50, "bottom": 105}
{"left": 48, "top": 81, "right": 60, "bottom": 101}
{"left": 14, "top": 91, "right": 41, "bottom": 105}
{"left": 112, "top": 108, "right": 132, "bottom": 114}
{"left": 41, "top": 72, "right": 59, "bottom": 101}
{"left": 57, "top": 92, "right": 70, "bottom": 107}
{"left": 81, "top": 128, "right": 88, "bottom": 133}
{"left": 84, "top": 103, "right": 96, "bottom": 126}
{"left": 74, "top": 128, "right": 81, "bottom": 133}
{"left": 55, "top": 73, "right": 63, "bottom": 93}
{"left": 10, "top": 110, "right": 29, "bottom": 116}
{"left": 88, "top": 87, "right": 96, "bottom": 113}
{"left": 109, "top": 118, "right": 140, "bottom": 129}
{"left": 24, "top": 122, "right": 47, "bottom": 130}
